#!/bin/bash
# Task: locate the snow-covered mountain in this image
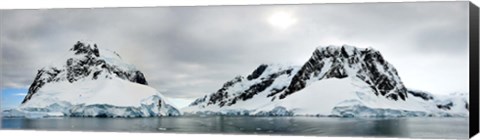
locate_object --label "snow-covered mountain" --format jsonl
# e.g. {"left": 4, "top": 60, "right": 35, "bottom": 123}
{"left": 184, "top": 45, "right": 469, "bottom": 117}
{"left": 4, "top": 41, "right": 180, "bottom": 118}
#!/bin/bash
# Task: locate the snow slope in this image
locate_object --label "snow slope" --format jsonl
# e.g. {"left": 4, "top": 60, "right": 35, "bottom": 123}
{"left": 16, "top": 77, "right": 180, "bottom": 117}
{"left": 184, "top": 77, "right": 468, "bottom": 117}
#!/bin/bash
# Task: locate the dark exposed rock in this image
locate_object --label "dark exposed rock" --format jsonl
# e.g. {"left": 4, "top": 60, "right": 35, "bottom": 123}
{"left": 132, "top": 71, "right": 148, "bottom": 85}
{"left": 207, "top": 76, "right": 243, "bottom": 106}
{"left": 93, "top": 44, "right": 100, "bottom": 57}
{"left": 437, "top": 102, "right": 454, "bottom": 110}
{"left": 93, "top": 71, "right": 102, "bottom": 80}
{"left": 22, "top": 41, "right": 148, "bottom": 104}
{"left": 267, "top": 86, "right": 286, "bottom": 98}
{"left": 223, "top": 68, "right": 293, "bottom": 107}
{"left": 386, "top": 94, "right": 398, "bottom": 100}
{"left": 247, "top": 64, "right": 268, "bottom": 80}
{"left": 466, "top": 102, "right": 469, "bottom": 110}
{"left": 71, "top": 41, "right": 99, "bottom": 56}
{"left": 190, "top": 65, "right": 295, "bottom": 108}
{"left": 190, "top": 95, "right": 208, "bottom": 107}
{"left": 278, "top": 45, "right": 407, "bottom": 101}
{"left": 237, "top": 78, "right": 274, "bottom": 101}
{"left": 407, "top": 90, "right": 434, "bottom": 101}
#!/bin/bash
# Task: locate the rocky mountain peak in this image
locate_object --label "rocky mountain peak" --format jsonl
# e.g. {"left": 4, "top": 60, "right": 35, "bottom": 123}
{"left": 278, "top": 45, "right": 407, "bottom": 100}
{"left": 70, "top": 41, "right": 100, "bottom": 57}
{"left": 22, "top": 41, "right": 148, "bottom": 104}
{"left": 190, "top": 44, "right": 410, "bottom": 109}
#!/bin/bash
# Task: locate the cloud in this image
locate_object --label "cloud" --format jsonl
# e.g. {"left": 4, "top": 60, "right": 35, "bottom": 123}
{"left": 12, "top": 93, "right": 27, "bottom": 96}
{"left": 0, "top": 2, "right": 470, "bottom": 98}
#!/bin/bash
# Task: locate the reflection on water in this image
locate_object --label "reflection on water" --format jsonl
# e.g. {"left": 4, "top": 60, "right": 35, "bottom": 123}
{"left": 1, "top": 116, "right": 468, "bottom": 139}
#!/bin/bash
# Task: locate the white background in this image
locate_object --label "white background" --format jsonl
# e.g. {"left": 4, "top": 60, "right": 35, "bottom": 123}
{"left": 0, "top": 0, "right": 479, "bottom": 140}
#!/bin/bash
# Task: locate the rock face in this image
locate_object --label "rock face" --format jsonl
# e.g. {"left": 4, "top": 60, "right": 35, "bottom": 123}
{"left": 190, "top": 65, "right": 296, "bottom": 108}
{"left": 22, "top": 41, "right": 148, "bottom": 104}
{"left": 185, "top": 45, "right": 468, "bottom": 117}
{"left": 278, "top": 45, "right": 408, "bottom": 101}
{"left": 15, "top": 41, "right": 180, "bottom": 117}
{"left": 407, "top": 90, "right": 434, "bottom": 101}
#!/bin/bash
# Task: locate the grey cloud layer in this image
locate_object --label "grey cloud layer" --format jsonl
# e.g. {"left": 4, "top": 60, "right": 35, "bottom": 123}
{"left": 0, "top": 2, "right": 469, "bottom": 98}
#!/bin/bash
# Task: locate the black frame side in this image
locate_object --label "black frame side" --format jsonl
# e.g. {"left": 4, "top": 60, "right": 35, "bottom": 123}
{"left": 470, "top": 1, "right": 480, "bottom": 138}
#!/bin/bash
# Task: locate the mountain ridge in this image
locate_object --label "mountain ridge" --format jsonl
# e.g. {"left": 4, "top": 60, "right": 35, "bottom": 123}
{"left": 10, "top": 41, "right": 181, "bottom": 118}
{"left": 22, "top": 41, "right": 148, "bottom": 104}
{"left": 185, "top": 45, "right": 468, "bottom": 117}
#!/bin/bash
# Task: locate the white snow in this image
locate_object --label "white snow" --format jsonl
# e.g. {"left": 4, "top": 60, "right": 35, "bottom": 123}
{"left": 254, "top": 77, "right": 433, "bottom": 116}
{"left": 23, "top": 78, "right": 154, "bottom": 107}
{"left": 16, "top": 77, "right": 180, "bottom": 117}
{"left": 184, "top": 76, "right": 469, "bottom": 117}
{"left": 98, "top": 49, "right": 137, "bottom": 71}
{"left": 270, "top": 78, "right": 360, "bottom": 115}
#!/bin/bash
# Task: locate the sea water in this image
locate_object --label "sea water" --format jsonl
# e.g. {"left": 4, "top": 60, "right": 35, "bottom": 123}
{"left": 1, "top": 116, "right": 469, "bottom": 139}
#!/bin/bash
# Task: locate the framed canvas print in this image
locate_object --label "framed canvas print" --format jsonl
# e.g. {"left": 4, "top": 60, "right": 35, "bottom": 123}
{"left": 1, "top": 1, "right": 479, "bottom": 139}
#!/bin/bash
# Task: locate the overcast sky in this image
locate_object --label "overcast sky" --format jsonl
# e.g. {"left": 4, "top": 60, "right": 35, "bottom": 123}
{"left": 0, "top": 2, "right": 470, "bottom": 100}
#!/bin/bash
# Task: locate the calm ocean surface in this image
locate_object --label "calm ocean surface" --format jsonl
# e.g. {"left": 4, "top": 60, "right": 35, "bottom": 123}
{"left": 1, "top": 116, "right": 468, "bottom": 139}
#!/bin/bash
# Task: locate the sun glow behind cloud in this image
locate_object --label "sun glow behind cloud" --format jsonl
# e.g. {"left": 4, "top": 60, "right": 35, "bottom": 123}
{"left": 267, "top": 11, "right": 297, "bottom": 30}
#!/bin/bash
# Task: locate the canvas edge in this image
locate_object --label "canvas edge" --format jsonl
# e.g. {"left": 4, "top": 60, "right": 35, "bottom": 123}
{"left": 469, "top": 1, "right": 480, "bottom": 138}
{"left": 0, "top": 1, "right": 476, "bottom": 139}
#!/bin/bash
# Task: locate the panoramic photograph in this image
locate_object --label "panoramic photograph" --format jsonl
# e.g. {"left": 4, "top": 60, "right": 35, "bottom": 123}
{"left": 0, "top": 1, "right": 471, "bottom": 139}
